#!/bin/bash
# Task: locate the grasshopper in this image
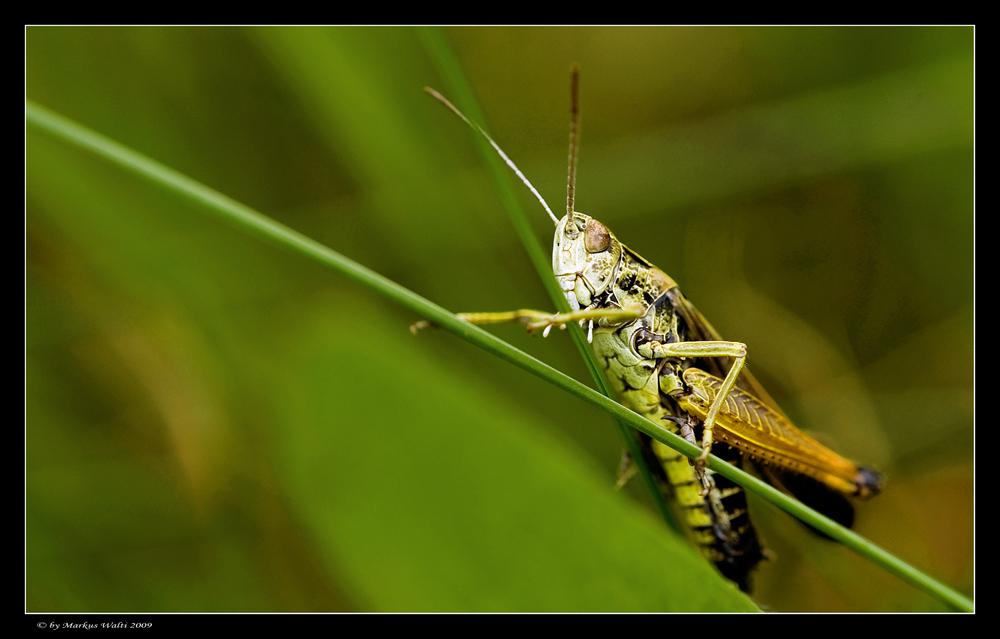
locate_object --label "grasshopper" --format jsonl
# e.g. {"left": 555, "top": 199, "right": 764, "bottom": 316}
{"left": 418, "top": 70, "right": 883, "bottom": 592}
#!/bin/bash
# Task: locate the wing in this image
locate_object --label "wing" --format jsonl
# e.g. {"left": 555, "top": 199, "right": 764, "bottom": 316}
{"left": 664, "top": 285, "right": 871, "bottom": 529}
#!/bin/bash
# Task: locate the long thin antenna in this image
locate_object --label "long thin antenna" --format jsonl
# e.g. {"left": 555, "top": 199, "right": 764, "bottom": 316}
{"left": 425, "top": 87, "right": 560, "bottom": 226}
{"left": 567, "top": 64, "right": 580, "bottom": 219}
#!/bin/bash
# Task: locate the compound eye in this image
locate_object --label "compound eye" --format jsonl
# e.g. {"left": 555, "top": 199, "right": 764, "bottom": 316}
{"left": 584, "top": 219, "right": 611, "bottom": 253}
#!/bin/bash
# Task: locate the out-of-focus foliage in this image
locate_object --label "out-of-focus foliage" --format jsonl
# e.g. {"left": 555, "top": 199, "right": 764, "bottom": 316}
{"left": 26, "top": 26, "right": 972, "bottom": 611}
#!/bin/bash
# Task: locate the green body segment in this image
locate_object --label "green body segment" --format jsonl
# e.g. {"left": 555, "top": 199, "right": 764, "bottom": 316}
{"left": 593, "top": 321, "right": 761, "bottom": 572}
{"left": 583, "top": 243, "right": 765, "bottom": 590}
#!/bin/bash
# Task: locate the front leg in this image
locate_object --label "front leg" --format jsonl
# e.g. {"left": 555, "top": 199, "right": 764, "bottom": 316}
{"left": 640, "top": 340, "right": 747, "bottom": 467}
{"left": 412, "top": 307, "right": 644, "bottom": 340}
{"left": 410, "top": 309, "right": 553, "bottom": 334}
{"left": 521, "top": 307, "right": 645, "bottom": 339}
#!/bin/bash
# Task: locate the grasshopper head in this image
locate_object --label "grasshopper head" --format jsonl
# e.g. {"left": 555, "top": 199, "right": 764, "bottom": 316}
{"left": 553, "top": 212, "right": 622, "bottom": 311}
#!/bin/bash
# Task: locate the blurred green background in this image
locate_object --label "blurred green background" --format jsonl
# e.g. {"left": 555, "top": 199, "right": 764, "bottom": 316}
{"left": 26, "top": 27, "right": 972, "bottom": 612}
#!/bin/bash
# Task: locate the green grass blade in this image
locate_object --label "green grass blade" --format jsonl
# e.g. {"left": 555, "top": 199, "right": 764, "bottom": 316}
{"left": 26, "top": 99, "right": 972, "bottom": 613}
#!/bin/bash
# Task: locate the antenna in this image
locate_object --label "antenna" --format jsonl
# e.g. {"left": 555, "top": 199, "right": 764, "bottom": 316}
{"left": 424, "top": 87, "right": 560, "bottom": 226}
{"left": 567, "top": 64, "right": 580, "bottom": 218}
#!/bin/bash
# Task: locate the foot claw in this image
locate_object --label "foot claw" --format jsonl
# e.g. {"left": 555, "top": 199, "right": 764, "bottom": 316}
{"left": 410, "top": 320, "right": 432, "bottom": 334}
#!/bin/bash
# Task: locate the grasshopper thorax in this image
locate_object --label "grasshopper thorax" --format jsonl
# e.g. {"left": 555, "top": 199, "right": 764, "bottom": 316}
{"left": 553, "top": 212, "right": 623, "bottom": 311}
